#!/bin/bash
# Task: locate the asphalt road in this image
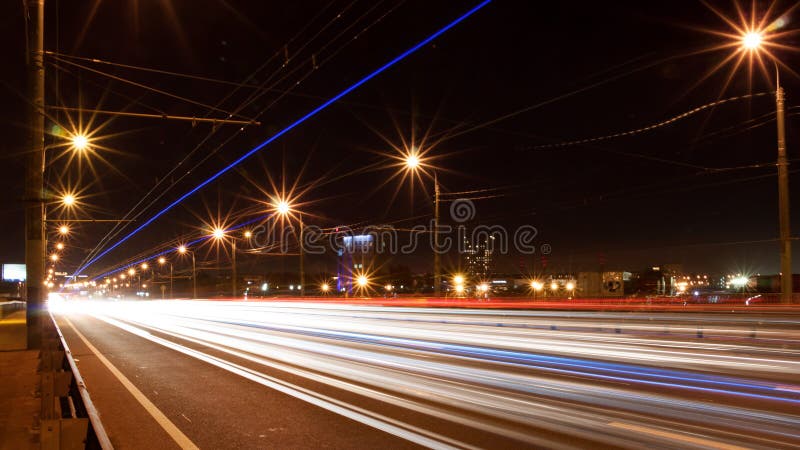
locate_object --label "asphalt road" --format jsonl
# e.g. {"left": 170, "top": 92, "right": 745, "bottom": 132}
{"left": 52, "top": 299, "right": 800, "bottom": 449}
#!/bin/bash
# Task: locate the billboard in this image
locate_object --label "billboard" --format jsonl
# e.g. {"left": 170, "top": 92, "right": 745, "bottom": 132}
{"left": 2, "top": 264, "right": 26, "bottom": 281}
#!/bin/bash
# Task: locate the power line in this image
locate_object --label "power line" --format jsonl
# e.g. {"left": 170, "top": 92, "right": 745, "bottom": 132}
{"left": 71, "top": 0, "right": 364, "bottom": 270}
{"left": 47, "top": 53, "right": 257, "bottom": 121}
{"left": 72, "top": 0, "right": 493, "bottom": 278}
{"left": 525, "top": 92, "right": 770, "bottom": 150}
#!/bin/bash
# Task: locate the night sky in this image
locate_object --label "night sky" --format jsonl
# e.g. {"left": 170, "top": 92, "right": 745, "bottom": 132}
{"left": 2, "top": 0, "right": 800, "bottom": 278}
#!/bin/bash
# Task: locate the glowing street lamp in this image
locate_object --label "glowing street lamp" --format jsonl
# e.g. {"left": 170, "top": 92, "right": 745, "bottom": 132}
{"left": 550, "top": 281, "right": 559, "bottom": 291}
{"left": 530, "top": 280, "right": 543, "bottom": 291}
{"left": 58, "top": 225, "right": 70, "bottom": 235}
{"left": 55, "top": 242, "right": 64, "bottom": 250}
{"left": 356, "top": 275, "right": 369, "bottom": 289}
{"left": 141, "top": 262, "right": 149, "bottom": 270}
{"left": 403, "top": 148, "right": 441, "bottom": 296}
{"left": 404, "top": 153, "right": 420, "bottom": 170}
{"left": 71, "top": 134, "right": 89, "bottom": 151}
{"left": 453, "top": 274, "right": 465, "bottom": 285}
{"left": 742, "top": 31, "right": 763, "bottom": 50}
{"left": 62, "top": 193, "right": 76, "bottom": 207}
{"left": 735, "top": 27, "right": 792, "bottom": 303}
{"left": 158, "top": 257, "right": 166, "bottom": 265}
{"left": 275, "top": 200, "right": 291, "bottom": 216}
{"left": 128, "top": 268, "right": 135, "bottom": 276}
{"left": 321, "top": 283, "right": 330, "bottom": 293}
{"left": 272, "top": 198, "right": 306, "bottom": 296}
{"left": 177, "top": 245, "right": 196, "bottom": 299}
{"left": 49, "top": 254, "right": 58, "bottom": 262}
{"left": 243, "top": 230, "right": 252, "bottom": 239}
{"left": 212, "top": 228, "right": 226, "bottom": 240}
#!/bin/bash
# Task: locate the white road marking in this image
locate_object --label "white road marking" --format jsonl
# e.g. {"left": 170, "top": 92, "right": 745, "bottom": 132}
{"left": 94, "top": 314, "right": 476, "bottom": 450}
{"left": 608, "top": 421, "right": 750, "bottom": 450}
{"left": 63, "top": 317, "right": 200, "bottom": 450}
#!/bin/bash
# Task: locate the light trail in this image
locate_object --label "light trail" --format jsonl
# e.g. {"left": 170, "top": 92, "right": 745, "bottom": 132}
{"left": 54, "top": 299, "right": 800, "bottom": 448}
{"left": 72, "top": 0, "right": 492, "bottom": 278}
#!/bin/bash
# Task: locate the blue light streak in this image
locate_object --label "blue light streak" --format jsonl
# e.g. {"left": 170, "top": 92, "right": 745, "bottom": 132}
{"left": 75, "top": 0, "right": 492, "bottom": 277}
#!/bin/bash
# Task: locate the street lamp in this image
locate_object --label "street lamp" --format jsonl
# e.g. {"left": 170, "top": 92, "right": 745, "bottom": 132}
{"left": 356, "top": 274, "right": 369, "bottom": 294}
{"left": 452, "top": 273, "right": 465, "bottom": 297}
{"left": 49, "top": 254, "right": 58, "bottom": 262}
{"left": 738, "top": 29, "right": 793, "bottom": 303}
{"left": 62, "top": 193, "right": 76, "bottom": 207}
{"left": 158, "top": 257, "right": 173, "bottom": 299}
{"left": 211, "top": 228, "right": 239, "bottom": 298}
{"left": 404, "top": 148, "right": 441, "bottom": 296}
{"left": 276, "top": 200, "right": 290, "bottom": 215}
{"left": 58, "top": 225, "right": 69, "bottom": 235}
{"left": 742, "top": 31, "right": 762, "bottom": 50}
{"left": 273, "top": 198, "right": 305, "bottom": 297}
{"left": 178, "top": 245, "right": 197, "bottom": 299}
{"left": 55, "top": 242, "right": 64, "bottom": 250}
{"left": 71, "top": 134, "right": 89, "bottom": 151}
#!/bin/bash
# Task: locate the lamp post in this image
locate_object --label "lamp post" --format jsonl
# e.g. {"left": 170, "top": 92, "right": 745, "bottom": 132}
{"left": 299, "top": 213, "right": 305, "bottom": 297}
{"left": 158, "top": 257, "right": 173, "bottom": 299}
{"left": 403, "top": 150, "right": 440, "bottom": 296}
{"left": 178, "top": 245, "right": 196, "bottom": 299}
{"left": 741, "top": 31, "right": 793, "bottom": 303}
{"left": 274, "top": 199, "right": 305, "bottom": 296}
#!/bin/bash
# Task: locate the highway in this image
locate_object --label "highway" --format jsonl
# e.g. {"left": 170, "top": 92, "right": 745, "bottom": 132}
{"left": 51, "top": 298, "right": 800, "bottom": 449}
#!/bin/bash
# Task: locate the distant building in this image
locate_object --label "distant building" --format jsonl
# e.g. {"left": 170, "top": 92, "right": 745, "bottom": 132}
{"left": 462, "top": 234, "right": 493, "bottom": 280}
{"left": 337, "top": 234, "right": 376, "bottom": 293}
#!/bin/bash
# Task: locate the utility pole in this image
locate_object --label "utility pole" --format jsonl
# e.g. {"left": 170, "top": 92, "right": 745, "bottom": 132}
{"left": 776, "top": 71, "right": 793, "bottom": 304}
{"left": 434, "top": 173, "right": 441, "bottom": 296}
{"left": 25, "top": 0, "right": 45, "bottom": 349}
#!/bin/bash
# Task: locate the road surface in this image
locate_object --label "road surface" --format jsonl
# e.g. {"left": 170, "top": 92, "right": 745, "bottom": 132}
{"left": 52, "top": 299, "right": 800, "bottom": 449}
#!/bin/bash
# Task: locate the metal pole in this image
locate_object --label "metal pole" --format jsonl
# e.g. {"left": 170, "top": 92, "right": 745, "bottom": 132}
{"left": 776, "top": 70, "right": 793, "bottom": 304}
{"left": 299, "top": 214, "right": 305, "bottom": 297}
{"left": 433, "top": 173, "right": 441, "bottom": 296}
{"left": 232, "top": 240, "right": 237, "bottom": 298}
{"left": 191, "top": 253, "right": 197, "bottom": 299}
{"left": 25, "top": 0, "right": 45, "bottom": 349}
{"left": 169, "top": 263, "right": 173, "bottom": 299}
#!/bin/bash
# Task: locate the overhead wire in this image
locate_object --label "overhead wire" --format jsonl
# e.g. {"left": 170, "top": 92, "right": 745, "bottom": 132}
{"left": 525, "top": 92, "right": 771, "bottom": 150}
{"left": 71, "top": 0, "right": 368, "bottom": 272}
{"left": 71, "top": 0, "right": 493, "bottom": 278}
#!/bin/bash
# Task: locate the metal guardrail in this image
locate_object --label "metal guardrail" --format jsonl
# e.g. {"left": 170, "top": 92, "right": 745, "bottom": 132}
{"left": 39, "top": 312, "right": 113, "bottom": 450}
